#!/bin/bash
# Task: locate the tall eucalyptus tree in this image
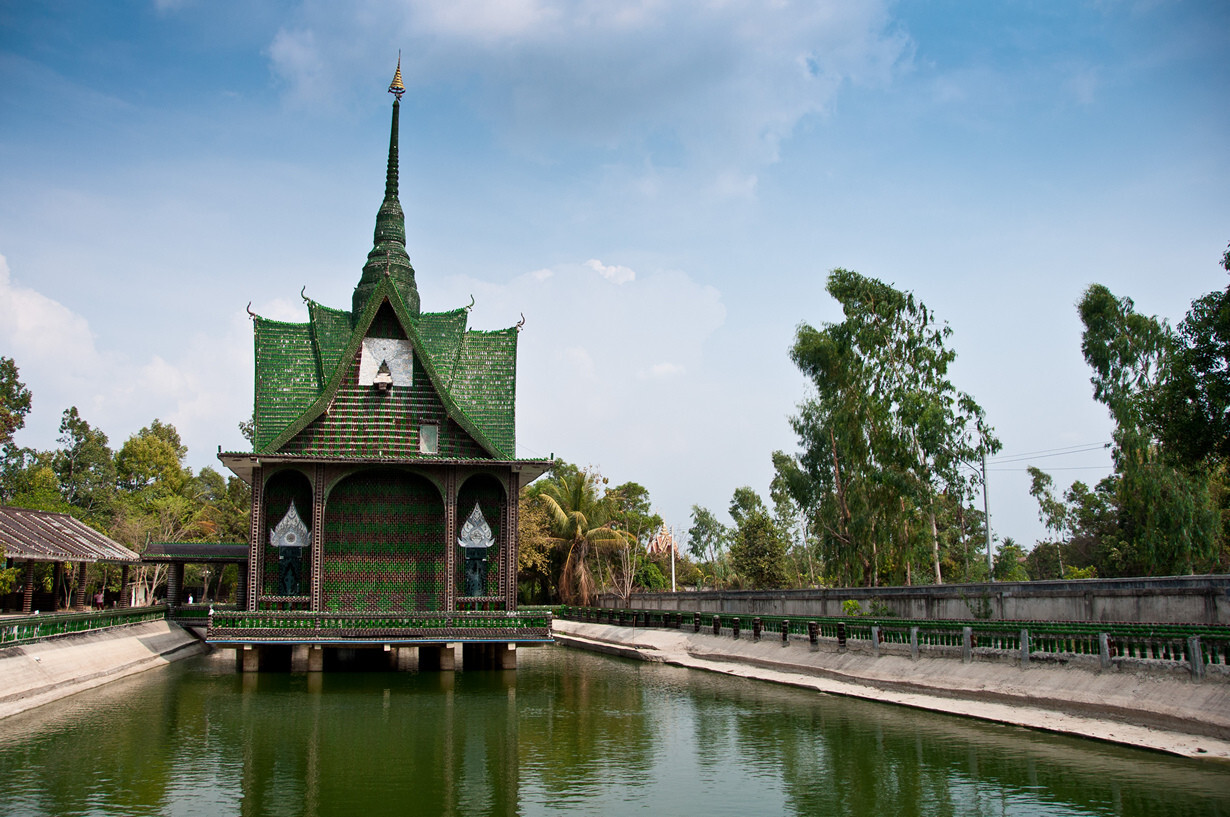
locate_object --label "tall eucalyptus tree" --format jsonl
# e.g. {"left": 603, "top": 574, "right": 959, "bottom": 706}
{"left": 780, "top": 270, "right": 998, "bottom": 586}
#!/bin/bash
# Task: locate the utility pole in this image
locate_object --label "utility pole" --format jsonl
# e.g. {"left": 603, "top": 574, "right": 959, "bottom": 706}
{"left": 982, "top": 449, "right": 993, "bottom": 578}
{"left": 671, "top": 526, "right": 677, "bottom": 593}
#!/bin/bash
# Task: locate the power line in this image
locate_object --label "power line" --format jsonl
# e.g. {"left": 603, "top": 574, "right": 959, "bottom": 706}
{"left": 989, "top": 465, "right": 1113, "bottom": 473}
{"left": 989, "top": 441, "right": 1111, "bottom": 464}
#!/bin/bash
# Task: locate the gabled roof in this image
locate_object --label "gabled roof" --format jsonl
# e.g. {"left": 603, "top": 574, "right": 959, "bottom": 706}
{"left": 0, "top": 506, "right": 139, "bottom": 563}
{"left": 253, "top": 277, "right": 517, "bottom": 459}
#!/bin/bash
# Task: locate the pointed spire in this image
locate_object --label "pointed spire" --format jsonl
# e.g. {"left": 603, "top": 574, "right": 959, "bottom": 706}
{"left": 354, "top": 56, "right": 420, "bottom": 318}
{"left": 389, "top": 52, "right": 405, "bottom": 98}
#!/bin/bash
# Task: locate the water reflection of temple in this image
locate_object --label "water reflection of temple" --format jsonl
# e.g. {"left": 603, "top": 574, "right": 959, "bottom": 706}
{"left": 210, "top": 60, "right": 552, "bottom": 671}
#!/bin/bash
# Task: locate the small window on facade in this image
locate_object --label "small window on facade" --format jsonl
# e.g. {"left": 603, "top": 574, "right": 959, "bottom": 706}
{"left": 419, "top": 424, "right": 439, "bottom": 454}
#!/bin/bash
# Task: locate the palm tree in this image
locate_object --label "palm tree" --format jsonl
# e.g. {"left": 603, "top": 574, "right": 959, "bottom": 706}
{"left": 538, "top": 468, "right": 630, "bottom": 605}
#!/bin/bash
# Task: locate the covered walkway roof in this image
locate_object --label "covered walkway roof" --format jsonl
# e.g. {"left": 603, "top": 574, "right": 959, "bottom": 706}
{"left": 0, "top": 506, "right": 139, "bottom": 564}
{"left": 143, "top": 542, "right": 248, "bottom": 564}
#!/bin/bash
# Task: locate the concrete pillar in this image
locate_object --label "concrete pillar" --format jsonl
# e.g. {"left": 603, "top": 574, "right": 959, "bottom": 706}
{"left": 396, "top": 646, "right": 419, "bottom": 671}
{"left": 1020, "top": 629, "right": 1030, "bottom": 668}
{"left": 871, "top": 626, "right": 880, "bottom": 657}
{"left": 420, "top": 644, "right": 456, "bottom": 671}
{"left": 22, "top": 561, "right": 35, "bottom": 614}
{"left": 962, "top": 626, "right": 973, "bottom": 664}
{"left": 291, "top": 644, "right": 310, "bottom": 672}
{"left": 1099, "top": 633, "right": 1111, "bottom": 669}
{"left": 308, "top": 646, "right": 324, "bottom": 672}
{"left": 1189, "top": 636, "right": 1205, "bottom": 681}
{"left": 910, "top": 626, "right": 919, "bottom": 661}
{"left": 241, "top": 645, "right": 260, "bottom": 673}
{"left": 752, "top": 617, "right": 762, "bottom": 642}
{"left": 119, "top": 564, "right": 130, "bottom": 608}
{"left": 498, "top": 643, "right": 517, "bottom": 670}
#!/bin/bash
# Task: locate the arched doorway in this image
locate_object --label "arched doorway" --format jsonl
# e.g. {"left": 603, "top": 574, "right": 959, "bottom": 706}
{"left": 322, "top": 469, "right": 444, "bottom": 612}
{"left": 456, "top": 473, "right": 507, "bottom": 602}
{"left": 262, "top": 469, "right": 313, "bottom": 602}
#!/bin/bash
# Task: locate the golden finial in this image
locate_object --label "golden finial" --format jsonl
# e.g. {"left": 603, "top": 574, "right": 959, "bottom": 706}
{"left": 388, "top": 52, "right": 405, "bottom": 98}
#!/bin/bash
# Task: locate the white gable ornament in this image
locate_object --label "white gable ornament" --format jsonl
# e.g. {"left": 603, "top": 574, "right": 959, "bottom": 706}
{"left": 457, "top": 503, "right": 495, "bottom": 597}
{"left": 271, "top": 502, "right": 311, "bottom": 597}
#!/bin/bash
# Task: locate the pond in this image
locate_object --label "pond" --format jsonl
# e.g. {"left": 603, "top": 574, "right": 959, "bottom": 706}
{"left": 0, "top": 646, "right": 1227, "bottom": 816}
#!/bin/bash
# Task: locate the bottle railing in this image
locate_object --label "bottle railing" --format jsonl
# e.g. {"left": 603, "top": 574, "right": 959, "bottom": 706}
{"left": 206, "top": 609, "right": 554, "bottom": 642}
{"left": 556, "top": 605, "right": 1230, "bottom": 679}
{"left": 0, "top": 605, "right": 169, "bottom": 648}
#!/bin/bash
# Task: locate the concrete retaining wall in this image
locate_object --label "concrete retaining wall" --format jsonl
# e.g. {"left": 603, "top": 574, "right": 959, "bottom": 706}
{"left": 0, "top": 620, "right": 203, "bottom": 719}
{"left": 605, "top": 575, "right": 1230, "bottom": 624}
{"left": 553, "top": 619, "right": 1230, "bottom": 760}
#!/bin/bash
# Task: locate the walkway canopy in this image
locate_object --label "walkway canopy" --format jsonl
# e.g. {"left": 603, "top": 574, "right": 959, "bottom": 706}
{"left": 1, "top": 506, "right": 139, "bottom": 614}
{"left": 0, "top": 506, "right": 138, "bottom": 564}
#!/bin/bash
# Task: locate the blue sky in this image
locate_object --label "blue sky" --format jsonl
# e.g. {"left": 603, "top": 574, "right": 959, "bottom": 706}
{"left": 2, "top": 0, "right": 1228, "bottom": 556}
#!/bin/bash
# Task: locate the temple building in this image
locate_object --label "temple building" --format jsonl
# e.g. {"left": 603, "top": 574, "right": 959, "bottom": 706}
{"left": 211, "top": 61, "right": 553, "bottom": 671}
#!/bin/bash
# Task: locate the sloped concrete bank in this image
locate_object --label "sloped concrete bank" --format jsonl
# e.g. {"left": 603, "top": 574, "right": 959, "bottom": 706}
{"left": 553, "top": 618, "right": 1230, "bottom": 761}
{"left": 0, "top": 620, "right": 203, "bottom": 719}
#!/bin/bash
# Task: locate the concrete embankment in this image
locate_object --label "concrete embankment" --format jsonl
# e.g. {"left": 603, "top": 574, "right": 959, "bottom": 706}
{"left": 554, "top": 618, "right": 1230, "bottom": 761}
{"left": 0, "top": 621, "right": 203, "bottom": 719}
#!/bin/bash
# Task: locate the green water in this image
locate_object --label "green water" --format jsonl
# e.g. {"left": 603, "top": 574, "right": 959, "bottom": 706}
{"left": 0, "top": 646, "right": 1227, "bottom": 816}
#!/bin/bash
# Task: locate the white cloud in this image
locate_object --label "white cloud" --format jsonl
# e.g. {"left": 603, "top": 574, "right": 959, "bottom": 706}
{"left": 644, "top": 362, "right": 685, "bottom": 379}
{"left": 0, "top": 253, "right": 252, "bottom": 468}
{"left": 265, "top": 0, "right": 911, "bottom": 169}
{"left": 425, "top": 259, "right": 727, "bottom": 470}
{"left": 585, "top": 258, "right": 636, "bottom": 285}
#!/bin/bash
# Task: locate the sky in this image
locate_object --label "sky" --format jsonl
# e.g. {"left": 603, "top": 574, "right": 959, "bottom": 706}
{"left": 1, "top": 0, "right": 1228, "bottom": 557}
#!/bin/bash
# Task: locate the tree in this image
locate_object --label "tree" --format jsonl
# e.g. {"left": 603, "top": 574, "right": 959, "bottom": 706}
{"left": 116, "top": 419, "right": 189, "bottom": 493}
{"left": 0, "top": 357, "right": 32, "bottom": 450}
{"left": 686, "top": 505, "right": 729, "bottom": 586}
{"left": 537, "top": 466, "right": 629, "bottom": 605}
{"left": 992, "top": 537, "right": 1030, "bottom": 582}
{"left": 1027, "top": 466, "right": 1067, "bottom": 577}
{"left": 54, "top": 407, "right": 116, "bottom": 524}
{"left": 728, "top": 490, "right": 789, "bottom": 589}
{"left": 1078, "top": 284, "right": 1218, "bottom": 574}
{"left": 781, "top": 270, "right": 999, "bottom": 587}
{"left": 517, "top": 492, "right": 555, "bottom": 604}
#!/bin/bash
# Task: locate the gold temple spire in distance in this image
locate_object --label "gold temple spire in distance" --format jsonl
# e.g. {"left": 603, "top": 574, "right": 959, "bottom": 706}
{"left": 389, "top": 52, "right": 405, "bottom": 98}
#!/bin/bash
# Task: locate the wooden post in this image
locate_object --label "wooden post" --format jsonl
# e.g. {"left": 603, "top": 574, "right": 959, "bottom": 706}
{"left": 21, "top": 561, "right": 34, "bottom": 614}
{"left": 74, "top": 562, "right": 88, "bottom": 611}
{"left": 52, "top": 562, "right": 64, "bottom": 611}
{"left": 119, "top": 564, "right": 130, "bottom": 608}
{"left": 167, "top": 562, "right": 183, "bottom": 608}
